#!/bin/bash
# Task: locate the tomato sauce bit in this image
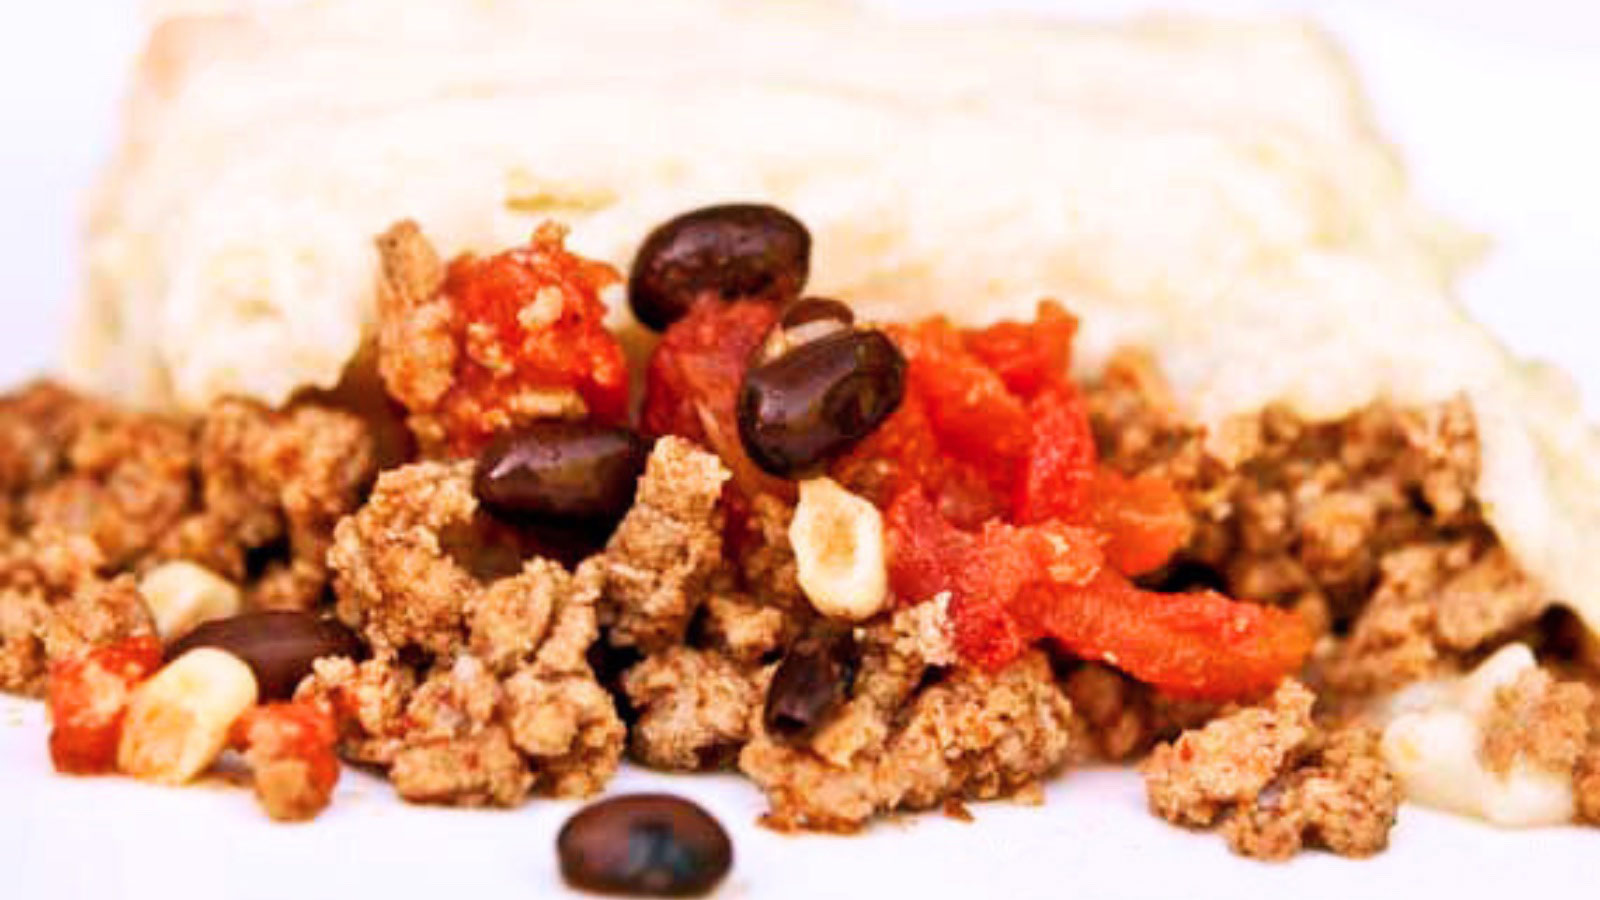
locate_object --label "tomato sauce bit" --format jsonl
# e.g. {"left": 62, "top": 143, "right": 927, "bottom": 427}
{"left": 434, "top": 223, "right": 631, "bottom": 455}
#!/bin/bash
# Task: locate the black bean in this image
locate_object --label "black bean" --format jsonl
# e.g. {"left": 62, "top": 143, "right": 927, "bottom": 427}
{"left": 628, "top": 204, "right": 810, "bottom": 331}
{"left": 558, "top": 794, "right": 733, "bottom": 897}
{"left": 753, "top": 297, "right": 857, "bottom": 366}
{"left": 166, "top": 611, "right": 366, "bottom": 701}
{"left": 737, "top": 329, "right": 906, "bottom": 477}
{"left": 763, "top": 631, "right": 858, "bottom": 744}
{"left": 473, "top": 422, "right": 648, "bottom": 524}
{"left": 779, "top": 297, "right": 854, "bottom": 331}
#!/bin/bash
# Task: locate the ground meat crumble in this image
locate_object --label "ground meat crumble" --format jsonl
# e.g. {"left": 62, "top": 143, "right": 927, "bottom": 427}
{"left": 1142, "top": 679, "right": 1400, "bottom": 860}
{"left": 0, "top": 381, "right": 373, "bottom": 695}
{"left": 598, "top": 436, "right": 730, "bottom": 652}
{"left": 1087, "top": 351, "right": 1557, "bottom": 702}
{"left": 1, "top": 328, "right": 1597, "bottom": 855}
{"left": 315, "top": 459, "right": 624, "bottom": 805}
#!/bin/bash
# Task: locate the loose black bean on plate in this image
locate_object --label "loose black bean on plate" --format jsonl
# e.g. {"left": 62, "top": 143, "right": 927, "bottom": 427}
{"left": 166, "top": 611, "right": 365, "bottom": 701}
{"left": 558, "top": 794, "right": 733, "bottom": 897}
{"left": 473, "top": 422, "right": 649, "bottom": 525}
{"left": 737, "top": 328, "right": 906, "bottom": 478}
{"left": 763, "top": 630, "right": 859, "bottom": 745}
{"left": 628, "top": 203, "right": 811, "bottom": 331}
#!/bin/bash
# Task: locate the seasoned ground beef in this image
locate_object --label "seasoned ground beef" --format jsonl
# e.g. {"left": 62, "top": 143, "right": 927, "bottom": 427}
{"left": 1085, "top": 351, "right": 1549, "bottom": 702}
{"left": 1, "top": 346, "right": 1596, "bottom": 851}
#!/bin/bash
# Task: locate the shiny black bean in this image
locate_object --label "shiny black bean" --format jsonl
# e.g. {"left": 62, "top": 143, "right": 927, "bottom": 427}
{"left": 473, "top": 422, "right": 648, "bottom": 524}
{"left": 628, "top": 204, "right": 811, "bottom": 331}
{"left": 166, "top": 611, "right": 365, "bottom": 701}
{"left": 779, "top": 297, "right": 854, "bottom": 331}
{"left": 763, "top": 631, "right": 858, "bottom": 744}
{"left": 753, "top": 297, "right": 857, "bottom": 366}
{"left": 558, "top": 794, "right": 733, "bottom": 897}
{"left": 737, "top": 329, "right": 906, "bottom": 477}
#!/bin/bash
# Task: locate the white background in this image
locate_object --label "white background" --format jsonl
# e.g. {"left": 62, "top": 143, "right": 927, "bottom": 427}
{"left": 0, "top": 2, "right": 1597, "bottom": 899}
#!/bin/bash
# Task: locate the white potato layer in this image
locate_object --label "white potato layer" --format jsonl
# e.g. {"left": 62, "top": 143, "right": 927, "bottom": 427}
{"left": 75, "top": 0, "right": 1600, "bottom": 641}
{"left": 1380, "top": 644, "right": 1574, "bottom": 827}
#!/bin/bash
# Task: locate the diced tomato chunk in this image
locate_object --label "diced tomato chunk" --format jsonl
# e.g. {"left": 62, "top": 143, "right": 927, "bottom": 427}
{"left": 1013, "top": 385, "right": 1098, "bottom": 526}
{"left": 885, "top": 487, "right": 973, "bottom": 606}
{"left": 964, "top": 301, "right": 1079, "bottom": 399}
{"left": 640, "top": 298, "right": 791, "bottom": 503}
{"left": 46, "top": 636, "right": 162, "bottom": 775}
{"left": 1019, "top": 571, "right": 1314, "bottom": 701}
{"left": 1086, "top": 470, "right": 1191, "bottom": 577}
{"left": 890, "top": 318, "right": 1031, "bottom": 479}
{"left": 836, "top": 393, "right": 1006, "bottom": 529}
{"left": 432, "top": 223, "right": 631, "bottom": 455}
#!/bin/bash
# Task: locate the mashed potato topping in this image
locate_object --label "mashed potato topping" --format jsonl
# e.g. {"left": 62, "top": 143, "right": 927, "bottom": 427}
{"left": 74, "top": 0, "right": 1600, "bottom": 638}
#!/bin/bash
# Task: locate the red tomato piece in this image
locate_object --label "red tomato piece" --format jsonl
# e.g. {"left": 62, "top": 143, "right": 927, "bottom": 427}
{"left": 835, "top": 392, "right": 1007, "bottom": 530}
{"left": 1013, "top": 385, "right": 1098, "bottom": 526}
{"left": 1087, "top": 470, "right": 1191, "bottom": 577}
{"left": 46, "top": 636, "right": 163, "bottom": 775}
{"left": 886, "top": 484, "right": 1307, "bottom": 700}
{"left": 1019, "top": 570, "right": 1315, "bottom": 701}
{"left": 884, "top": 487, "right": 973, "bottom": 606}
{"left": 640, "top": 298, "right": 791, "bottom": 505}
{"left": 434, "top": 223, "right": 630, "bottom": 455}
{"left": 963, "top": 301, "right": 1079, "bottom": 399}
{"left": 890, "top": 318, "right": 1032, "bottom": 479}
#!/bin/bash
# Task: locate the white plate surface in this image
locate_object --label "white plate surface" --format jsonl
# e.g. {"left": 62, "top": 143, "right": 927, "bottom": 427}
{"left": 0, "top": 2, "right": 1596, "bottom": 898}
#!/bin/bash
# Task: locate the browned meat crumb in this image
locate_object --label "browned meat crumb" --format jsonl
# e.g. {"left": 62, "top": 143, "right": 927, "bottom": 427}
{"left": 319, "top": 469, "right": 621, "bottom": 806}
{"left": 741, "top": 651, "right": 1077, "bottom": 833}
{"left": 1480, "top": 668, "right": 1593, "bottom": 778}
{"left": 391, "top": 727, "right": 534, "bottom": 808}
{"left": 599, "top": 437, "right": 730, "bottom": 652}
{"left": 1222, "top": 725, "right": 1400, "bottom": 860}
{"left": 1060, "top": 664, "right": 1218, "bottom": 762}
{"left": 623, "top": 647, "right": 761, "bottom": 770}
{"left": 329, "top": 461, "right": 485, "bottom": 656}
{"left": 1434, "top": 548, "right": 1551, "bottom": 652}
{"left": 889, "top": 653, "right": 1078, "bottom": 810}
{"left": 466, "top": 556, "right": 567, "bottom": 672}
{"left": 403, "top": 654, "right": 504, "bottom": 744}
{"left": 1142, "top": 679, "right": 1400, "bottom": 859}
{"left": 1577, "top": 745, "right": 1600, "bottom": 825}
{"left": 23, "top": 401, "right": 195, "bottom": 570}
{"left": 373, "top": 220, "right": 459, "bottom": 456}
{"left": 40, "top": 574, "right": 153, "bottom": 665}
{"left": 0, "top": 382, "right": 372, "bottom": 683}
{"left": 1142, "top": 680, "right": 1316, "bottom": 827}
{"left": 1087, "top": 363, "right": 1543, "bottom": 710}
{"left": 168, "top": 398, "right": 374, "bottom": 611}
{"left": 700, "top": 588, "right": 790, "bottom": 665}
{"left": 298, "top": 653, "right": 415, "bottom": 766}
{"left": 1319, "top": 542, "right": 1473, "bottom": 696}
{"left": 0, "top": 382, "right": 92, "bottom": 534}
{"left": 736, "top": 494, "right": 807, "bottom": 612}
{"left": 503, "top": 665, "right": 625, "bottom": 798}
{"left": 0, "top": 531, "right": 152, "bottom": 696}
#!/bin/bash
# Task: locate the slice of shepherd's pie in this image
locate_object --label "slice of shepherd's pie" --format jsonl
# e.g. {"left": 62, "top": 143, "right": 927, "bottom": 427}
{"left": 2, "top": 0, "right": 1595, "bottom": 867}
